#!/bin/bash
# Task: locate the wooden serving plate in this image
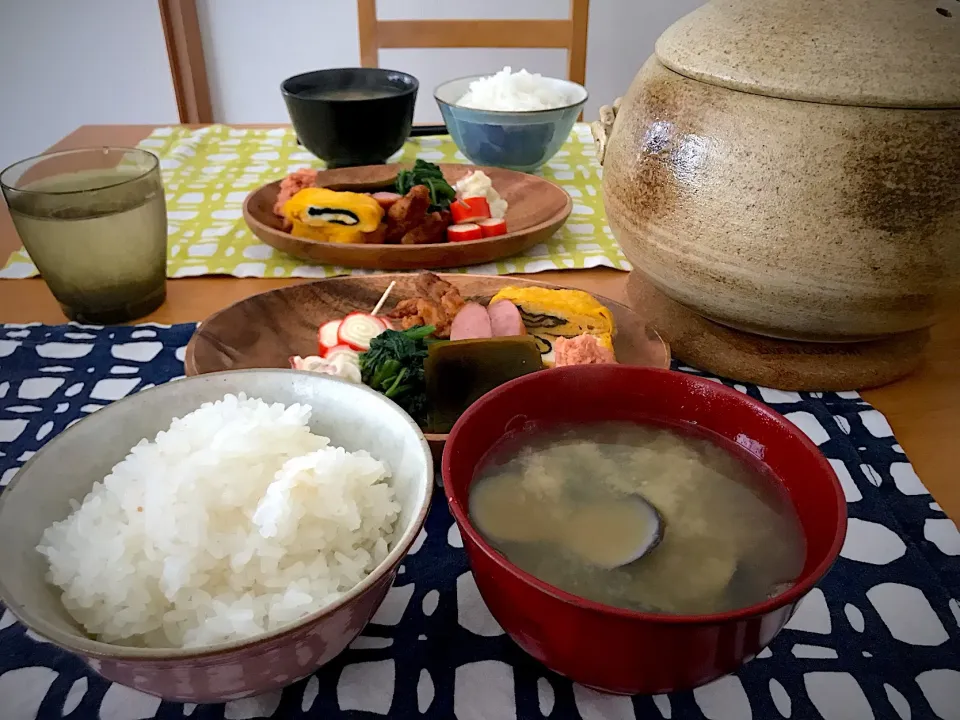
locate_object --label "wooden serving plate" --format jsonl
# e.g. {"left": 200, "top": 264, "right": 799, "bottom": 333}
{"left": 185, "top": 274, "right": 671, "bottom": 463}
{"left": 242, "top": 164, "right": 572, "bottom": 270}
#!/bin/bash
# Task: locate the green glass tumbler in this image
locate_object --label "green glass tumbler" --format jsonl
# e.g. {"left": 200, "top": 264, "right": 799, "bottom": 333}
{"left": 1, "top": 147, "right": 168, "bottom": 324}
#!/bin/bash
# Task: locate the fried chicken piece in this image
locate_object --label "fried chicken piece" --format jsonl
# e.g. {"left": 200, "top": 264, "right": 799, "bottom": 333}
{"left": 390, "top": 298, "right": 421, "bottom": 319}
{"left": 391, "top": 298, "right": 451, "bottom": 337}
{"left": 419, "top": 272, "right": 465, "bottom": 319}
{"left": 416, "top": 272, "right": 455, "bottom": 302}
{"left": 398, "top": 314, "right": 426, "bottom": 331}
{"left": 422, "top": 272, "right": 465, "bottom": 318}
{"left": 386, "top": 272, "right": 467, "bottom": 338}
{"left": 416, "top": 298, "right": 449, "bottom": 332}
{"left": 400, "top": 210, "right": 451, "bottom": 245}
{"left": 362, "top": 223, "right": 388, "bottom": 244}
{"left": 273, "top": 168, "right": 318, "bottom": 230}
{"left": 440, "top": 289, "right": 465, "bottom": 318}
{"left": 385, "top": 185, "right": 431, "bottom": 243}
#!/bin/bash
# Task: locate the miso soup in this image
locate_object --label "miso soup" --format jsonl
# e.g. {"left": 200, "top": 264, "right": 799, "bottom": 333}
{"left": 468, "top": 421, "right": 806, "bottom": 615}
{"left": 296, "top": 87, "right": 398, "bottom": 101}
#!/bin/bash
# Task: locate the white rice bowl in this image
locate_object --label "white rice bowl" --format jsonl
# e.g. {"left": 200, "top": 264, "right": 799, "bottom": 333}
{"left": 36, "top": 393, "right": 401, "bottom": 649}
{"left": 457, "top": 66, "right": 575, "bottom": 111}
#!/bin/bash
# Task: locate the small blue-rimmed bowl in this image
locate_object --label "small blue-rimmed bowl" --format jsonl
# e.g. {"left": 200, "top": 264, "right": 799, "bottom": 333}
{"left": 435, "top": 75, "right": 588, "bottom": 172}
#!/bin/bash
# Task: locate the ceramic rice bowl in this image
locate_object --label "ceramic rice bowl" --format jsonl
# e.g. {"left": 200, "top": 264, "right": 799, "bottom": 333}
{"left": 0, "top": 370, "right": 433, "bottom": 702}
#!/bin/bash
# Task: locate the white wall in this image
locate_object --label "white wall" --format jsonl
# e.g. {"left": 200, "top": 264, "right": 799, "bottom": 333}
{"left": 198, "top": 0, "right": 705, "bottom": 123}
{"left": 0, "top": 0, "right": 179, "bottom": 170}
{"left": 0, "top": 0, "right": 704, "bottom": 169}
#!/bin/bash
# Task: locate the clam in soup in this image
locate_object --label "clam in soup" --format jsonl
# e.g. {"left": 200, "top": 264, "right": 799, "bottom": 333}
{"left": 469, "top": 421, "right": 806, "bottom": 615}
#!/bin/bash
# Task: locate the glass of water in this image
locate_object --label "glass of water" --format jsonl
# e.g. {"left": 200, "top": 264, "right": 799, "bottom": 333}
{"left": 1, "top": 147, "right": 167, "bottom": 324}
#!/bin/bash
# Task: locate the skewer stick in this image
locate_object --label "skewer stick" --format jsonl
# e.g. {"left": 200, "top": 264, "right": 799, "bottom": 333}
{"left": 371, "top": 281, "right": 396, "bottom": 317}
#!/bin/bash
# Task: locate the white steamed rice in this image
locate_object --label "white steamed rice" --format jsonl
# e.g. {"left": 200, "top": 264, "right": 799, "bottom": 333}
{"left": 37, "top": 394, "right": 400, "bottom": 649}
{"left": 457, "top": 66, "right": 573, "bottom": 111}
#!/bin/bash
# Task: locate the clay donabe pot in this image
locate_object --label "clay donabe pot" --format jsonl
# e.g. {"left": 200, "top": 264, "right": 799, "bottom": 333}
{"left": 595, "top": 0, "right": 960, "bottom": 344}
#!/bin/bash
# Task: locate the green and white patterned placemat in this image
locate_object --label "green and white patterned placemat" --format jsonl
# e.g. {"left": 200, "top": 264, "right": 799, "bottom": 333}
{"left": 1, "top": 124, "right": 629, "bottom": 279}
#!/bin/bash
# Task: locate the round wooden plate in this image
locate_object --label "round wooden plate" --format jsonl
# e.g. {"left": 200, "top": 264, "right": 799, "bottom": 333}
{"left": 243, "top": 164, "right": 573, "bottom": 270}
{"left": 185, "top": 274, "right": 670, "bottom": 463}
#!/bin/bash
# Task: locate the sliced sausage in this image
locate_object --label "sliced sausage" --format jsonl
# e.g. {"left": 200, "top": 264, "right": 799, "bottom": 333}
{"left": 450, "top": 302, "right": 493, "bottom": 341}
{"left": 487, "top": 299, "right": 527, "bottom": 337}
{"left": 371, "top": 191, "right": 402, "bottom": 209}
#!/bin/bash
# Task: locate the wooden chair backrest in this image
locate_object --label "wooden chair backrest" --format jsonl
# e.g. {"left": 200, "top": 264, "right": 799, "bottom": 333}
{"left": 158, "top": 0, "right": 213, "bottom": 124}
{"left": 356, "top": 0, "right": 590, "bottom": 85}
{"left": 156, "top": 1, "right": 590, "bottom": 124}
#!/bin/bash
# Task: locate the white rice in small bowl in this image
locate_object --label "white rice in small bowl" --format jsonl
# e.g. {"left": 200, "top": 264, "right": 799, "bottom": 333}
{"left": 37, "top": 393, "right": 401, "bottom": 649}
{"left": 435, "top": 68, "right": 587, "bottom": 170}
{"left": 456, "top": 66, "right": 577, "bottom": 112}
{"left": 0, "top": 369, "right": 432, "bottom": 677}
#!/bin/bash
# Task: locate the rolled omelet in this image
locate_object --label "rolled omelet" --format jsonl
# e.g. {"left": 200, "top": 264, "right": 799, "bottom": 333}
{"left": 282, "top": 188, "right": 384, "bottom": 244}
{"left": 488, "top": 287, "right": 616, "bottom": 365}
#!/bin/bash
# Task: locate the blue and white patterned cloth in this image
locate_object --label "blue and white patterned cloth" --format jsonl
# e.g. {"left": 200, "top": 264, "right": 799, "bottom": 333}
{"left": 0, "top": 323, "right": 958, "bottom": 720}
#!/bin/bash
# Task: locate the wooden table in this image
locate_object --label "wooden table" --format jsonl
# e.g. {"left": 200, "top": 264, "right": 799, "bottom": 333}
{"left": 2, "top": 125, "right": 958, "bottom": 520}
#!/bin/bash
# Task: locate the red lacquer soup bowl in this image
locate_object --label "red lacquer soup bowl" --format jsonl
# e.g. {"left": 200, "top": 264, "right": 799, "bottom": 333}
{"left": 441, "top": 365, "right": 847, "bottom": 695}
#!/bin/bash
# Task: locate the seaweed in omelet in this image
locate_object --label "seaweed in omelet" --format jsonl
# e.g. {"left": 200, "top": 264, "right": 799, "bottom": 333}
{"left": 487, "top": 287, "right": 616, "bottom": 365}
{"left": 282, "top": 188, "right": 384, "bottom": 244}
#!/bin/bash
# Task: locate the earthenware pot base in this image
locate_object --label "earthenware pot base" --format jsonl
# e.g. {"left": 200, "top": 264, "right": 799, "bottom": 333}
{"left": 627, "top": 272, "right": 927, "bottom": 391}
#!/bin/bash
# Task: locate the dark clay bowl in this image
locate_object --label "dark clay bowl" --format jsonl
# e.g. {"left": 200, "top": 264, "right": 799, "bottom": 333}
{"left": 281, "top": 68, "right": 418, "bottom": 168}
{"left": 442, "top": 365, "right": 847, "bottom": 695}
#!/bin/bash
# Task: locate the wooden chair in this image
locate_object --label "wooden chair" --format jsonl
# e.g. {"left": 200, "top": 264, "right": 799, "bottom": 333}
{"left": 158, "top": 0, "right": 213, "bottom": 123}
{"left": 356, "top": 0, "right": 590, "bottom": 86}
{"left": 157, "top": 0, "right": 590, "bottom": 124}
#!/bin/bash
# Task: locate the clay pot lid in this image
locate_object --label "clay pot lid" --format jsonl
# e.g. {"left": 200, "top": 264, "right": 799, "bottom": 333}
{"left": 655, "top": 0, "right": 960, "bottom": 109}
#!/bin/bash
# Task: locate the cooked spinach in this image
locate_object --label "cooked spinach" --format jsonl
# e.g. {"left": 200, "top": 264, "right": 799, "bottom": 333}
{"left": 395, "top": 159, "right": 456, "bottom": 211}
{"left": 360, "top": 324, "right": 436, "bottom": 422}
